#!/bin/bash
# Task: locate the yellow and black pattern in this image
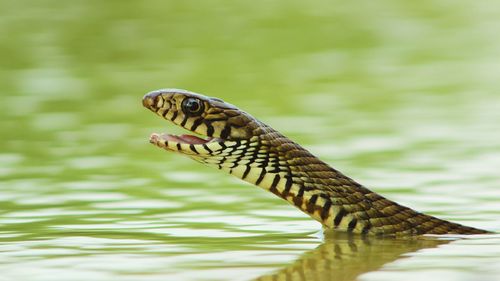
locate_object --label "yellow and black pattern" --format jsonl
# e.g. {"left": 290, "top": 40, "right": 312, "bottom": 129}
{"left": 143, "top": 89, "right": 490, "bottom": 236}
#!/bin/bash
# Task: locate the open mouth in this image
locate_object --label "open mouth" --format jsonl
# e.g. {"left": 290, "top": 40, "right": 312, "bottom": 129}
{"left": 149, "top": 131, "right": 225, "bottom": 155}
{"left": 150, "top": 133, "right": 219, "bottom": 145}
{"left": 149, "top": 131, "right": 224, "bottom": 154}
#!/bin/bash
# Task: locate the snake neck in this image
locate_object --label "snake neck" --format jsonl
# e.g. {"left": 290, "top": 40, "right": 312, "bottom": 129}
{"left": 189, "top": 124, "right": 488, "bottom": 236}
{"left": 188, "top": 125, "right": 360, "bottom": 230}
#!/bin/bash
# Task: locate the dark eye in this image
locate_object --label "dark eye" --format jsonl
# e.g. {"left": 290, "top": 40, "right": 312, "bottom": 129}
{"left": 181, "top": 97, "right": 204, "bottom": 116}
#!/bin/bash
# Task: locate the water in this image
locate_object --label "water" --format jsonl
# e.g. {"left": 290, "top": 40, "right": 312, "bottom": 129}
{"left": 1, "top": 1, "right": 500, "bottom": 280}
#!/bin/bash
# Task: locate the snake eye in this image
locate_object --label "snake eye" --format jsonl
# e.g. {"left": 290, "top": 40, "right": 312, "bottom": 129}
{"left": 181, "top": 97, "right": 204, "bottom": 116}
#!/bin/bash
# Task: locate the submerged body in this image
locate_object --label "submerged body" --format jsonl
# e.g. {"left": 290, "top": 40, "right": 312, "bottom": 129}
{"left": 142, "top": 89, "right": 489, "bottom": 236}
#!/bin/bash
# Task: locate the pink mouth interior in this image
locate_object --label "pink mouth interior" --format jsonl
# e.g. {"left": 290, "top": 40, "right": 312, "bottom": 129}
{"left": 157, "top": 134, "right": 212, "bottom": 144}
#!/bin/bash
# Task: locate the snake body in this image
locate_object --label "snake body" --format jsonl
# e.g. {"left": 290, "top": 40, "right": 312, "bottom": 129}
{"left": 142, "top": 89, "right": 489, "bottom": 236}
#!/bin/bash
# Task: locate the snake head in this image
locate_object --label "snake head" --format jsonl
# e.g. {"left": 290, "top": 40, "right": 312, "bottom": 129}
{"left": 142, "top": 89, "right": 257, "bottom": 156}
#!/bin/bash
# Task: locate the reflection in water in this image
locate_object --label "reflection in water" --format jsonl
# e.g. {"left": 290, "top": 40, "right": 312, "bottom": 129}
{"left": 255, "top": 232, "right": 450, "bottom": 281}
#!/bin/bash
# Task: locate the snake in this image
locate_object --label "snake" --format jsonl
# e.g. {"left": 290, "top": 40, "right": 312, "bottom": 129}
{"left": 142, "top": 88, "right": 490, "bottom": 236}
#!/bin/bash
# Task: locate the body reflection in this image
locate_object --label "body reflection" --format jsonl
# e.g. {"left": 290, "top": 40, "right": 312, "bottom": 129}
{"left": 255, "top": 232, "right": 450, "bottom": 281}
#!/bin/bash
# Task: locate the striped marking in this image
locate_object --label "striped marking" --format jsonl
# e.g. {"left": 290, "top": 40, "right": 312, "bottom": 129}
{"left": 206, "top": 123, "right": 214, "bottom": 137}
{"left": 257, "top": 172, "right": 279, "bottom": 191}
{"left": 229, "top": 161, "right": 239, "bottom": 169}
{"left": 156, "top": 97, "right": 164, "bottom": 108}
{"left": 229, "top": 164, "right": 249, "bottom": 178}
{"left": 194, "top": 144, "right": 212, "bottom": 155}
{"left": 255, "top": 168, "right": 266, "bottom": 185}
{"left": 180, "top": 114, "right": 189, "bottom": 127}
{"left": 219, "top": 142, "right": 227, "bottom": 150}
{"left": 334, "top": 208, "right": 347, "bottom": 227}
{"left": 283, "top": 176, "right": 293, "bottom": 197}
{"left": 348, "top": 218, "right": 358, "bottom": 232}
{"left": 218, "top": 156, "right": 227, "bottom": 167}
{"left": 191, "top": 118, "right": 204, "bottom": 131}
{"left": 189, "top": 144, "right": 198, "bottom": 154}
{"left": 161, "top": 109, "right": 169, "bottom": 118}
{"left": 320, "top": 200, "right": 332, "bottom": 221}
{"left": 170, "top": 111, "right": 178, "bottom": 122}
{"left": 307, "top": 194, "right": 318, "bottom": 213}
{"left": 297, "top": 186, "right": 305, "bottom": 197}
{"left": 269, "top": 174, "right": 281, "bottom": 195}
{"left": 243, "top": 167, "right": 264, "bottom": 185}
{"left": 202, "top": 144, "right": 213, "bottom": 154}
{"left": 220, "top": 125, "right": 231, "bottom": 139}
{"left": 242, "top": 165, "right": 251, "bottom": 179}
{"left": 205, "top": 142, "right": 224, "bottom": 153}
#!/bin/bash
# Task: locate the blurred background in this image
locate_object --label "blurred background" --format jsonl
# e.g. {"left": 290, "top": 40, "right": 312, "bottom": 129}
{"left": 1, "top": 1, "right": 499, "bottom": 281}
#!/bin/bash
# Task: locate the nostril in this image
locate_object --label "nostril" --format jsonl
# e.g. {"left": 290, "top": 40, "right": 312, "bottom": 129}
{"left": 143, "top": 91, "right": 162, "bottom": 108}
{"left": 142, "top": 95, "right": 154, "bottom": 108}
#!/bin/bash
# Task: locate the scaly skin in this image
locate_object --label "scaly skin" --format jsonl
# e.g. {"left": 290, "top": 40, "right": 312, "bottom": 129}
{"left": 142, "top": 88, "right": 490, "bottom": 236}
